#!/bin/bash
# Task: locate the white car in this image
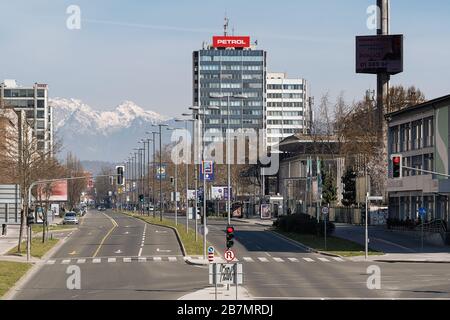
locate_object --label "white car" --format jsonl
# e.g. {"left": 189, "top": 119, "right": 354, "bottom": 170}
{"left": 63, "top": 212, "right": 79, "bottom": 225}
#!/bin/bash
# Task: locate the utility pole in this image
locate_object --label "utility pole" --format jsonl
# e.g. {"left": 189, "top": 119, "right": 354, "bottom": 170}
{"left": 377, "top": 0, "right": 390, "bottom": 197}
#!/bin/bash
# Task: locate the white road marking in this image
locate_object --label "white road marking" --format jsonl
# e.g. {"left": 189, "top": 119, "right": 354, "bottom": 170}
{"left": 318, "top": 257, "right": 330, "bottom": 262}
{"left": 157, "top": 248, "right": 171, "bottom": 253}
{"left": 138, "top": 248, "right": 143, "bottom": 257}
{"left": 46, "top": 260, "right": 55, "bottom": 265}
{"left": 153, "top": 257, "right": 162, "bottom": 261}
{"left": 76, "top": 259, "right": 86, "bottom": 264}
{"left": 62, "top": 259, "right": 71, "bottom": 264}
{"left": 123, "top": 257, "right": 132, "bottom": 263}
{"left": 168, "top": 257, "right": 177, "bottom": 262}
{"left": 332, "top": 257, "right": 345, "bottom": 262}
{"left": 108, "top": 258, "right": 116, "bottom": 263}
{"left": 92, "top": 258, "right": 101, "bottom": 263}
{"left": 303, "top": 258, "right": 315, "bottom": 262}
{"left": 138, "top": 257, "right": 147, "bottom": 262}
{"left": 288, "top": 258, "right": 299, "bottom": 262}
{"left": 258, "top": 257, "right": 269, "bottom": 262}
{"left": 243, "top": 257, "right": 254, "bottom": 262}
{"left": 114, "top": 249, "right": 123, "bottom": 254}
{"left": 273, "top": 257, "right": 284, "bottom": 262}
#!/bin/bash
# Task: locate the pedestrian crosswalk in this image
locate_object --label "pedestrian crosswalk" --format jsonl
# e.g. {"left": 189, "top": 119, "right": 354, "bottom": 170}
{"left": 45, "top": 256, "right": 182, "bottom": 265}
{"left": 236, "top": 256, "right": 347, "bottom": 264}
{"left": 44, "top": 255, "right": 348, "bottom": 266}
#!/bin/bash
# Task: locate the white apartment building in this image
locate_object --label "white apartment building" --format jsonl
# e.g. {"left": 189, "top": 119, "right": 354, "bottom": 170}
{"left": 266, "top": 72, "right": 310, "bottom": 148}
{"left": 0, "top": 80, "right": 52, "bottom": 153}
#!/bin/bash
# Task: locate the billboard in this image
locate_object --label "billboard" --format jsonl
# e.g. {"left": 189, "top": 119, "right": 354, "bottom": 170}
{"left": 211, "top": 186, "right": 232, "bottom": 200}
{"left": 37, "top": 180, "right": 68, "bottom": 202}
{"left": 356, "top": 34, "right": 403, "bottom": 75}
{"left": 213, "top": 36, "right": 251, "bottom": 48}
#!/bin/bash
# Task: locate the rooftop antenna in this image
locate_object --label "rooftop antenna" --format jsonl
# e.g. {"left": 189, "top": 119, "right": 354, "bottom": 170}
{"left": 224, "top": 14, "right": 229, "bottom": 36}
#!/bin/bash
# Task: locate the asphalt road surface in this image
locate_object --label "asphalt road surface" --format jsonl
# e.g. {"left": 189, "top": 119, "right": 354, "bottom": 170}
{"left": 12, "top": 210, "right": 450, "bottom": 299}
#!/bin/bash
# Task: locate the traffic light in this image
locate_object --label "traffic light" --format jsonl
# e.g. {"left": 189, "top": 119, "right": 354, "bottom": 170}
{"left": 139, "top": 194, "right": 144, "bottom": 203}
{"left": 170, "top": 176, "right": 174, "bottom": 186}
{"left": 391, "top": 155, "right": 402, "bottom": 178}
{"left": 226, "top": 226, "right": 235, "bottom": 249}
{"left": 116, "top": 166, "right": 125, "bottom": 186}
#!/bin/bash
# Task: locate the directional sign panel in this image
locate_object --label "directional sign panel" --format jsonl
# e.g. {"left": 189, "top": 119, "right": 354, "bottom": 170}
{"left": 209, "top": 263, "right": 243, "bottom": 285}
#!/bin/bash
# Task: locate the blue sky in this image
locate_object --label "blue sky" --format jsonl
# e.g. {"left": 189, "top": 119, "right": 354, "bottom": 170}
{"left": 1, "top": 0, "right": 449, "bottom": 116}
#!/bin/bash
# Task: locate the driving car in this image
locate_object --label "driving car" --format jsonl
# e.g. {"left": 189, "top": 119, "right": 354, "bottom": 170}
{"left": 97, "top": 205, "right": 106, "bottom": 211}
{"left": 63, "top": 212, "right": 79, "bottom": 225}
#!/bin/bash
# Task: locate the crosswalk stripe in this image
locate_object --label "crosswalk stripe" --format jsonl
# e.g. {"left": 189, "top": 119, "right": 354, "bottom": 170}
{"left": 138, "top": 257, "right": 147, "bottom": 262}
{"left": 273, "top": 257, "right": 284, "bottom": 262}
{"left": 288, "top": 258, "right": 299, "bottom": 262}
{"left": 303, "top": 258, "right": 315, "bottom": 262}
{"left": 153, "top": 257, "right": 162, "bottom": 261}
{"left": 108, "top": 258, "right": 116, "bottom": 263}
{"left": 168, "top": 257, "right": 177, "bottom": 262}
{"left": 62, "top": 259, "right": 71, "bottom": 264}
{"left": 123, "top": 257, "right": 132, "bottom": 263}
{"left": 92, "top": 258, "right": 101, "bottom": 263}
{"left": 332, "top": 257, "right": 345, "bottom": 262}
{"left": 258, "top": 257, "right": 269, "bottom": 262}
{"left": 243, "top": 257, "right": 254, "bottom": 262}
{"left": 46, "top": 260, "right": 55, "bottom": 265}
{"left": 318, "top": 257, "right": 330, "bottom": 262}
{"left": 77, "top": 259, "right": 86, "bottom": 264}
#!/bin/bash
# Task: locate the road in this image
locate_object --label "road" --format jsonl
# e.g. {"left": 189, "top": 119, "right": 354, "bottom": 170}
{"left": 12, "top": 210, "right": 206, "bottom": 300}
{"left": 12, "top": 210, "right": 450, "bottom": 299}
{"left": 167, "top": 213, "right": 450, "bottom": 299}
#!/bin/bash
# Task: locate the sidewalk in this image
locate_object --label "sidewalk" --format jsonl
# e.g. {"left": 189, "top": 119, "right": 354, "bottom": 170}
{"left": 178, "top": 285, "right": 252, "bottom": 300}
{"left": 0, "top": 225, "right": 23, "bottom": 255}
{"left": 231, "top": 217, "right": 275, "bottom": 227}
{"left": 0, "top": 218, "right": 64, "bottom": 256}
{"left": 334, "top": 223, "right": 450, "bottom": 263}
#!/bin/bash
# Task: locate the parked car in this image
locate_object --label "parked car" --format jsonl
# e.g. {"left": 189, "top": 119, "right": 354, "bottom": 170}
{"left": 63, "top": 212, "right": 79, "bottom": 225}
{"left": 97, "top": 205, "right": 106, "bottom": 211}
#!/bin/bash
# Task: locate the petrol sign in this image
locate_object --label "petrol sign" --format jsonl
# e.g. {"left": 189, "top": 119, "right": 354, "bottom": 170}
{"left": 212, "top": 36, "right": 251, "bottom": 48}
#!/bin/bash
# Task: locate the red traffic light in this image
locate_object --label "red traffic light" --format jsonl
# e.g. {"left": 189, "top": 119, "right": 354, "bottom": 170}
{"left": 226, "top": 226, "right": 234, "bottom": 233}
{"left": 393, "top": 156, "right": 401, "bottom": 164}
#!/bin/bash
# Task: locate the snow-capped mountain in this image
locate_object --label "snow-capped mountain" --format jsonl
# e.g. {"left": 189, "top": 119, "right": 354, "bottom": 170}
{"left": 51, "top": 98, "right": 176, "bottom": 162}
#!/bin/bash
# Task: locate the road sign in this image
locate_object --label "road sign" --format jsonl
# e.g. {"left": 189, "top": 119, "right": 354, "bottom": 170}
{"left": 418, "top": 207, "right": 427, "bottom": 218}
{"left": 321, "top": 206, "right": 329, "bottom": 215}
{"left": 367, "top": 196, "right": 383, "bottom": 201}
{"left": 200, "top": 161, "right": 214, "bottom": 182}
{"left": 156, "top": 164, "right": 167, "bottom": 180}
{"left": 209, "top": 263, "right": 243, "bottom": 285}
{"left": 224, "top": 249, "right": 236, "bottom": 262}
{"left": 208, "top": 246, "right": 215, "bottom": 262}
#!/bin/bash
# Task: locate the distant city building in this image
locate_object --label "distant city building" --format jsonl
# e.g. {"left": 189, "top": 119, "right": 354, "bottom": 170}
{"left": 387, "top": 94, "right": 450, "bottom": 231}
{"left": 266, "top": 73, "right": 310, "bottom": 148}
{"left": 193, "top": 35, "right": 267, "bottom": 139}
{"left": 0, "top": 80, "right": 52, "bottom": 153}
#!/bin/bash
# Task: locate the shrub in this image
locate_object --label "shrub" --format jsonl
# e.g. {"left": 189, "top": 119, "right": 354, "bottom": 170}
{"left": 275, "top": 214, "right": 335, "bottom": 236}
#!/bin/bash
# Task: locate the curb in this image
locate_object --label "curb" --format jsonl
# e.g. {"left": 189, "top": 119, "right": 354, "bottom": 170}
{"left": 122, "top": 212, "right": 187, "bottom": 257}
{"left": 373, "top": 259, "right": 450, "bottom": 264}
{"left": 2, "top": 229, "right": 74, "bottom": 300}
{"left": 184, "top": 257, "right": 209, "bottom": 266}
{"left": 269, "top": 230, "right": 344, "bottom": 258}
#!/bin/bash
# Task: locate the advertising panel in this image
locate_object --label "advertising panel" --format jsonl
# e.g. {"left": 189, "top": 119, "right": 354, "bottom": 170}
{"left": 356, "top": 34, "right": 403, "bottom": 75}
{"left": 37, "top": 180, "right": 68, "bottom": 202}
{"left": 212, "top": 36, "right": 251, "bottom": 48}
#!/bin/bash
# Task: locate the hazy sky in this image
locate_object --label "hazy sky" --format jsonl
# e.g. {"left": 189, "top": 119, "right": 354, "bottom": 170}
{"left": 1, "top": 0, "right": 449, "bottom": 116}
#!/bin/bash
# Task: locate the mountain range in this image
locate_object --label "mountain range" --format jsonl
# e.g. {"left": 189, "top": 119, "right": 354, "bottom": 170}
{"left": 51, "top": 98, "right": 179, "bottom": 162}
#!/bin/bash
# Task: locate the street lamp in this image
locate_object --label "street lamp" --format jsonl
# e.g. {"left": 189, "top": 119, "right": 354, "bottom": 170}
{"left": 209, "top": 93, "right": 248, "bottom": 226}
{"left": 175, "top": 118, "right": 195, "bottom": 233}
{"left": 152, "top": 124, "right": 168, "bottom": 221}
{"left": 146, "top": 131, "right": 159, "bottom": 218}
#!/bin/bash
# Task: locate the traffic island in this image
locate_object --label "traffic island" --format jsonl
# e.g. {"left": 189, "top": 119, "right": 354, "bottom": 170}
{"left": 272, "top": 230, "right": 382, "bottom": 257}
{"left": 7, "top": 238, "right": 60, "bottom": 259}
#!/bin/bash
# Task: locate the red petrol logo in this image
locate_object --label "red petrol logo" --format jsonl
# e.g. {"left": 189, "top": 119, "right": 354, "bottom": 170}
{"left": 213, "top": 36, "right": 251, "bottom": 48}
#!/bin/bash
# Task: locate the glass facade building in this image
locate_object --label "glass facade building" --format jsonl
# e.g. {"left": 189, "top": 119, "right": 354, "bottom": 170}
{"left": 0, "top": 80, "right": 52, "bottom": 153}
{"left": 193, "top": 47, "right": 267, "bottom": 134}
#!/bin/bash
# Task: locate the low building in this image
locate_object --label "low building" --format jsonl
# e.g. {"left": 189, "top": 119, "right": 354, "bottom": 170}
{"left": 386, "top": 94, "right": 450, "bottom": 229}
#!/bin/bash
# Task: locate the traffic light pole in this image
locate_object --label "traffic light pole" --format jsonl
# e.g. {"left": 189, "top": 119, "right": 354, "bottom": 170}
{"left": 402, "top": 166, "right": 450, "bottom": 178}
